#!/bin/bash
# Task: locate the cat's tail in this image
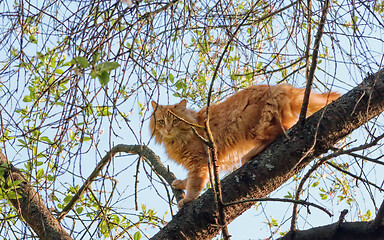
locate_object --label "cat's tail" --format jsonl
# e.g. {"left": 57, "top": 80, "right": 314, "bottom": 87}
{"left": 288, "top": 85, "right": 340, "bottom": 116}
{"left": 277, "top": 84, "right": 340, "bottom": 129}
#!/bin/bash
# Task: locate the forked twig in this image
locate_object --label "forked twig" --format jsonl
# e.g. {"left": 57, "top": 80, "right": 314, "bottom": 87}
{"left": 57, "top": 144, "right": 184, "bottom": 221}
{"left": 290, "top": 133, "right": 384, "bottom": 231}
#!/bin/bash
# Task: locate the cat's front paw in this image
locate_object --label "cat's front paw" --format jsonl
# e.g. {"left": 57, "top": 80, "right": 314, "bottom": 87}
{"left": 172, "top": 179, "right": 187, "bottom": 190}
{"left": 177, "top": 197, "right": 193, "bottom": 209}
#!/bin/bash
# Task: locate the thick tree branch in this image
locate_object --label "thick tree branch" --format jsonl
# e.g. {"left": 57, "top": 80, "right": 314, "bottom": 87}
{"left": 151, "top": 69, "right": 384, "bottom": 239}
{"left": 0, "top": 152, "right": 72, "bottom": 240}
{"left": 279, "top": 219, "right": 384, "bottom": 240}
{"left": 280, "top": 200, "right": 384, "bottom": 240}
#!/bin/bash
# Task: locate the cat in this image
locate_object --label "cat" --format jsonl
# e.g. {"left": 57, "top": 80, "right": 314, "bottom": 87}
{"left": 150, "top": 84, "right": 339, "bottom": 208}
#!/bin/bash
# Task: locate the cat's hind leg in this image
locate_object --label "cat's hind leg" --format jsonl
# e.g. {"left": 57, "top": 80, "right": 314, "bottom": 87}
{"left": 171, "top": 178, "right": 187, "bottom": 190}
{"left": 241, "top": 140, "right": 271, "bottom": 164}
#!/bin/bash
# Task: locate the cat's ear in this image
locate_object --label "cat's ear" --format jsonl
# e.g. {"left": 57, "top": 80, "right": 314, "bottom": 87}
{"left": 176, "top": 99, "right": 187, "bottom": 108}
{"left": 151, "top": 101, "right": 158, "bottom": 109}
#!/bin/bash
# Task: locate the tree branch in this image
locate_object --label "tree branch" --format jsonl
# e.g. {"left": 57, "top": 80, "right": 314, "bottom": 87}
{"left": 225, "top": 197, "right": 332, "bottom": 217}
{"left": 57, "top": 144, "right": 184, "bottom": 221}
{"left": 151, "top": 69, "right": 384, "bottom": 239}
{"left": 299, "top": 0, "right": 330, "bottom": 124}
{"left": 0, "top": 152, "right": 72, "bottom": 240}
{"left": 280, "top": 201, "right": 384, "bottom": 240}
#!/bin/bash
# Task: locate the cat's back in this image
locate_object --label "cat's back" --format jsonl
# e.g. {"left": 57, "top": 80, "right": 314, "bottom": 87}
{"left": 197, "top": 85, "right": 278, "bottom": 122}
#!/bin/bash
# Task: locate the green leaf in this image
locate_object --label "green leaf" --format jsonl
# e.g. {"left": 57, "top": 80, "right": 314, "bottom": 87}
{"left": 151, "top": 68, "right": 157, "bottom": 77}
{"left": 282, "top": 69, "right": 288, "bottom": 79}
{"left": 256, "top": 62, "right": 263, "bottom": 70}
{"left": 90, "top": 70, "right": 98, "bottom": 79}
{"left": 24, "top": 162, "right": 32, "bottom": 171}
{"left": 96, "top": 61, "right": 120, "bottom": 72}
{"left": 284, "top": 191, "right": 294, "bottom": 199}
{"left": 37, "top": 52, "right": 44, "bottom": 60}
{"left": 320, "top": 193, "right": 328, "bottom": 200}
{"left": 50, "top": 56, "right": 57, "bottom": 68}
{"left": 92, "top": 52, "right": 101, "bottom": 63}
{"left": 40, "top": 136, "right": 52, "bottom": 144}
{"left": 311, "top": 181, "right": 319, "bottom": 187}
{"left": 10, "top": 180, "right": 23, "bottom": 187}
{"left": 74, "top": 57, "right": 90, "bottom": 68}
{"left": 29, "top": 35, "right": 37, "bottom": 44}
{"left": 36, "top": 168, "right": 44, "bottom": 179}
{"left": 23, "top": 95, "right": 32, "bottom": 102}
{"left": 76, "top": 206, "right": 84, "bottom": 214}
{"left": 98, "top": 71, "right": 110, "bottom": 85}
{"left": 82, "top": 137, "right": 92, "bottom": 142}
{"left": 6, "top": 191, "right": 21, "bottom": 200}
{"left": 134, "top": 231, "right": 141, "bottom": 240}
{"left": 55, "top": 68, "right": 64, "bottom": 74}
{"left": 169, "top": 73, "right": 174, "bottom": 83}
{"left": 64, "top": 195, "right": 73, "bottom": 203}
{"left": 96, "top": 106, "right": 112, "bottom": 116}
{"left": 47, "top": 174, "right": 55, "bottom": 181}
{"left": 35, "top": 161, "right": 43, "bottom": 166}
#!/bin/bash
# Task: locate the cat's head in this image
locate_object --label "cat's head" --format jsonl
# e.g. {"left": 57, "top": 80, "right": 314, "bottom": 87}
{"left": 150, "top": 100, "right": 195, "bottom": 142}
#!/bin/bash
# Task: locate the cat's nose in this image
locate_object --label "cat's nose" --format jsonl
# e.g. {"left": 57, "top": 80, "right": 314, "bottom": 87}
{"left": 166, "top": 129, "right": 171, "bottom": 133}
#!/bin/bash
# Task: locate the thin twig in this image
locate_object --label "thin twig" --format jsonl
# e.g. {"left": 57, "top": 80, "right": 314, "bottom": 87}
{"left": 299, "top": 0, "right": 330, "bottom": 125}
{"left": 57, "top": 144, "right": 184, "bottom": 221}
{"left": 337, "top": 209, "right": 348, "bottom": 227}
{"left": 167, "top": 110, "right": 205, "bottom": 130}
{"left": 134, "top": 157, "right": 141, "bottom": 211}
{"left": 290, "top": 133, "right": 384, "bottom": 231}
{"left": 327, "top": 161, "right": 384, "bottom": 192}
{"left": 224, "top": 197, "right": 332, "bottom": 217}
{"left": 304, "top": 0, "right": 313, "bottom": 81}
{"left": 167, "top": 110, "right": 210, "bottom": 145}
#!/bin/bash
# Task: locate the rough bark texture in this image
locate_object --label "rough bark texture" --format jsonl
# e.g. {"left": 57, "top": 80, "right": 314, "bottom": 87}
{"left": 151, "top": 69, "right": 384, "bottom": 239}
{"left": 0, "top": 152, "right": 72, "bottom": 240}
{"left": 280, "top": 199, "right": 384, "bottom": 240}
{"left": 280, "top": 221, "right": 384, "bottom": 240}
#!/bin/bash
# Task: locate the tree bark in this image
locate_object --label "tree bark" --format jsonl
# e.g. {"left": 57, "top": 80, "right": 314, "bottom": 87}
{"left": 0, "top": 152, "right": 72, "bottom": 240}
{"left": 280, "top": 200, "right": 384, "bottom": 240}
{"left": 279, "top": 221, "right": 384, "bottom": 240}
{"left": 151, "top": 69, "right": 384, "bottom": 239}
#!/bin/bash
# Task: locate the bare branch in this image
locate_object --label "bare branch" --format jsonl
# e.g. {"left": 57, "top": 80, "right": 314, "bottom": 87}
{"left": 57, "top": 144, "right": 184, "bottom": 221}
{"left": 291, "top": 132, "right": 384, "bottom": 231}
{"left": 225, "top": 197, "right": 332, "bottom": 217}
{"left": 327, "top": 161, "right": 383, "bottom": 192}
{"left": 299, "top": 0, "right": 331, "bottom": 124}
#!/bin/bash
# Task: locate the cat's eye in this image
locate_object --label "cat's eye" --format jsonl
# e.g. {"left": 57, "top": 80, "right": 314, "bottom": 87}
{"left": 172, "top": 119, "right": 179, "bottom": 124}
{"left": 158, "top": 119, "right": 165, "bottom": 125}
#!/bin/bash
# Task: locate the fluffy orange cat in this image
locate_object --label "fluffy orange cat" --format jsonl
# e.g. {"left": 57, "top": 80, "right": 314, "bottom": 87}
{"left": 150, "top": 84, "right": 339, "bottom": 208}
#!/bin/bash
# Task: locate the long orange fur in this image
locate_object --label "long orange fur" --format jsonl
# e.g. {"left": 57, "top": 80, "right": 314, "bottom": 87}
{"left": 150, "top": 84, "right": 339, "bottom": 208}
